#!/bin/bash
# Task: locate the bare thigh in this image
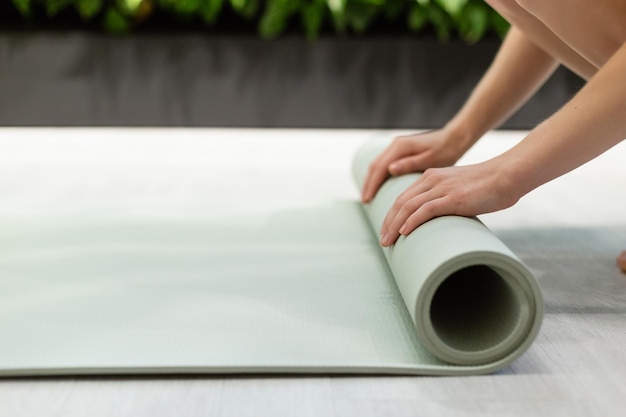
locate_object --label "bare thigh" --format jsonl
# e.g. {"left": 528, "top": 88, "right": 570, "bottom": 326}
{"left": 487, "top": 0, "right": 626, "bottom": 80}
{"left": 517, "top": 0, "right": 626, "bottom": 68}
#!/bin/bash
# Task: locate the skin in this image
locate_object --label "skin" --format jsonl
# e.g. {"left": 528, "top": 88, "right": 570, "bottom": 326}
{"left": 361, "top": 0, "right": 626, "bottom": 273}
{"left": 619, "top": 251, "right": 626, "bottom": 272}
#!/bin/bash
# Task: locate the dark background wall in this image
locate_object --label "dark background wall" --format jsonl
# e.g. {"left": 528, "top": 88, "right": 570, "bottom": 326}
{"left": 0, "top": 33, "right": 584, "bottom": 129}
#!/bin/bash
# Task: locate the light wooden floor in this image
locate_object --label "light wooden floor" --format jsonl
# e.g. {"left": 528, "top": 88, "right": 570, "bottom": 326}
{"left": 1, "top": 128, "right": 625, "bottom": 416}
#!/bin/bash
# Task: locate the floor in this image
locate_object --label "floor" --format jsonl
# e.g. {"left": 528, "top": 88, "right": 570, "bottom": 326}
{"left": 1, "top": 128, "right": 625, "bottom": 416}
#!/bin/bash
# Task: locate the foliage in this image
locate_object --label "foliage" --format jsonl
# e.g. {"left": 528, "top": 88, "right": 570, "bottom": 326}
{"left": 9, "top": 0, "right": 509, "bottom": 42}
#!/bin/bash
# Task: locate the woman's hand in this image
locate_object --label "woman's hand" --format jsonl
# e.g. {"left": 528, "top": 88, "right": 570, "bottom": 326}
{"left": 361, "top": 129, "right": 471, "bottom": 204}
{"left": 379, "top": 159, "right": 521, "bottom": 247}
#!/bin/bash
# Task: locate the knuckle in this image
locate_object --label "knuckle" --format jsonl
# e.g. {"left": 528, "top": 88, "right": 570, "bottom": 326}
{"left": 392, "top": 135, "right": 411, "bottom": 149}
{"left": 367, "top": 165, "right": 384, "bottom": 178}
{"left": 398, "top": 203, "right": 412, "bottom": 217}
{"left": 420, "top": 201, "right": 437, "bottom": 216}
{"left": 367, "top": 161, "right": 380, "bottom": 172}
{"left": 420, "top": 168, "right": 434, "bottom": 181}
{"left": 395, "top": 192, "right": 407, "bottom": 205}
{"left": 423, "top": 198, "right": 447, "bottom": 216}
{"left": 399, "top": 196, "right": 423, "bottom": 217}
{"left": 392, "top": 200, "right": 405, "bottom": 213}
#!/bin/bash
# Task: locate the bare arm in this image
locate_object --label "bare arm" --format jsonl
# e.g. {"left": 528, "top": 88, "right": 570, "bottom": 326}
{"left": 380, "top": 41, "right": 626, "bottom": 246}
{"left": 361, "top": 27, "right": 559, "bottom": 203}
{"left": 445, "top": 26, "right": 559, "bottom": 144}
{"left": 500, "top": 41, "right": 626, "bottom": 198}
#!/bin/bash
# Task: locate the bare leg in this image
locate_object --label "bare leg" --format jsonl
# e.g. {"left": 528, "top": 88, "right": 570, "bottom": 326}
{"left": 487, "top": 0, "right": 626, "bottom": 272}
{"left": 515, "top": 0, "right": 626, "bottom": 69}
{"left": 485, "top": 0, "right": 597, "bottom": 80}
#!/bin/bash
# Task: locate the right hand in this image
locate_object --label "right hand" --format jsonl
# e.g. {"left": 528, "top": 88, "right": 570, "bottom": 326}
{"left": 361, "top": 129, "right": 471, "bottom": 203}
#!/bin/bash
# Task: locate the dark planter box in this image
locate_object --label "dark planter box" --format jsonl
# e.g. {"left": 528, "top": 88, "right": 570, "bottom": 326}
{"left": 0, "top": 32, "right": 583, "bottom": 129}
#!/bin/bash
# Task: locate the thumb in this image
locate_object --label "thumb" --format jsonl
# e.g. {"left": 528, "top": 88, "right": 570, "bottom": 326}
{"left": 388, "top": 154, "right": 428, "bottom": 176}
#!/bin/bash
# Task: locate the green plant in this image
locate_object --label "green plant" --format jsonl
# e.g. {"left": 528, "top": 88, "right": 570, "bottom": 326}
{"left": 9, "top": 0, "right": 509, "bottom": 42}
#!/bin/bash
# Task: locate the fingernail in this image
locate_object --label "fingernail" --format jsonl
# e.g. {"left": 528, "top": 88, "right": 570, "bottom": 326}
{"left": 389, "top": 163, "right": 398, "bottom": 172}
{"left": 399, "top": 225, "right": 407, "bottom": 235}
{"left": 380, "top": 234, "right": 389, "bottom": 246}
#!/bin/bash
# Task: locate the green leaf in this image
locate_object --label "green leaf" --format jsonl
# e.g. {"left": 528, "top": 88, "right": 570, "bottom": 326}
{"left": 352, "top": 0, "right": 384, "bottom": 6}
{"left": 326, "top": 0, "right": 348, "bottom": 33}
{"left": 259, "top": 11, "right": 288, "bottom": 38}
{"left": 171, "top": 0, "right": 203, "bottom": 14}
{"left": 345, "top": 2, "right": 378, "bottom": 34}
{"left": 229, "top": 0, "right": 247, "bottom": 12}
{"left": 434, "top": 0, "right": 467, "bottom": 17}
{"left": 301, "top": 0, "right": 326, "bottom": 39}
{"left": 11, "top": 0, "right": 30, "bottom": 16}
{"left": 103, "top": 8, "right": 131, "bottom": 32}
{"left": 200, "top": 0, "right": 224, "bottom": 24}
{"left": 407, "top": 4, "right": 427, "bottom": 32}
{"left": 326, "top": 0, "right": 347, "bottom": 15}
{"left": 383, "top": 0, "right": 407, "bottom": 21}
{"left": 7, "top": 0, "right": 508, "bottom": 43}
{"left": 458, "top": 2, "right": 488, "bottom": 43}
{"left": 259, "top": 0, "right": 299, "bottom": 38}
{"left": 46, "top": 0, "right": 75, "bottom": 16}
{"left": 427, "top": 5, "right": 452, "bottom": 41}
{"left": 77, "top": 0, "right": 103, "bottom": 19}
{"left": 489, "top": 8, "right": 510, "bottom": 39}
{"left": 233, "top": 0, "right": 260, "bottom": 19}
{"left": 121, "top": 0, "right": 145, "bottom": 13}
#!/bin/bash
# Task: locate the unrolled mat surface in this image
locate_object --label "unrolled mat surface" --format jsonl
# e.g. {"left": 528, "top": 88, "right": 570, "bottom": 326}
{"left": 0, "top": 138, "right": 542, "bottom": 376}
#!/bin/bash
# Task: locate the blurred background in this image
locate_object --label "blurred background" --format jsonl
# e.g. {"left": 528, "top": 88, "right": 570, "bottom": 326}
{"left": 0, "top": 0, "right": 584, "bottom": 128}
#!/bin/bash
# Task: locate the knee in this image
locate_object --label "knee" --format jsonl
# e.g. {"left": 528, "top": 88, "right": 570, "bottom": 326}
{"left": 513, "top": 0, "right": 541, "bottom": 14}
{"left": 486, "top": 0, "right": 550, "bottom": 25}
{"left": 485, "top": 0, "right": 527, "bottom": 21}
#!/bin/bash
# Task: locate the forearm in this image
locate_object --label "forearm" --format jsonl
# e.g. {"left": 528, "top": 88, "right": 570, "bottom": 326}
{"left": 501, "top": 42, "right": 626, "bottom": 199}
{"left": 379, "top": 42, "right": 625, "bottom": 248}
{"left": 446, "top": 27, "right": 559, "bottom": 150}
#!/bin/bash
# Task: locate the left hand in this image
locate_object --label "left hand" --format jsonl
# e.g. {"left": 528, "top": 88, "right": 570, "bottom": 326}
{"left": 379, "top": 160, "right": 520, "bottom": 246}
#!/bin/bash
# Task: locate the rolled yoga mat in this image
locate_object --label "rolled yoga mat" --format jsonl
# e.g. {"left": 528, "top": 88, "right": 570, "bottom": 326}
{"left": 353, "top": 138, "right": 543, "bottom": 370}
{"left": 0, "top": 137, "right": 542, "bottom": 376}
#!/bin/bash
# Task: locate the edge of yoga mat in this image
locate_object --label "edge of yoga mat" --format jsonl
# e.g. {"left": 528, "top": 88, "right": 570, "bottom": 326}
{"left": 353, "top": 137, "right": 544, "bottom": 373}
{"left": 0, "top": 363, "right": 516, "bottom": 377}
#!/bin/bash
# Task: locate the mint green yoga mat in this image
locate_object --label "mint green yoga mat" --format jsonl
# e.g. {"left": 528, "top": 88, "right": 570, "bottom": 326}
{"left": 0, "top": 138, "right": 542, "bottom": 376}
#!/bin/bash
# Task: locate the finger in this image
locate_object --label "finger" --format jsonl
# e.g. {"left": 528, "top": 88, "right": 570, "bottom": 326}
{"left": 362, "top": 137, "right": 418, "bottom": 203}
{"left": 362, "top": 152, "right": 401, "bottom": 203}
{"left": 388, "top": 153, "right": 430, "bottom": 176}
{"left": 361, "top": 162, "right": 391, "bottom": 203}
{"left": 398, "top": 197, "right": 450, "bottom": 236}
{"left": 361, "top": 163, "right": 388, "bottom": 202}
{"left": 380, "top": 178, "right": 432, "bottom": 235}
{"left": 380, "top": 190, "right": 437, "bottom": 246}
